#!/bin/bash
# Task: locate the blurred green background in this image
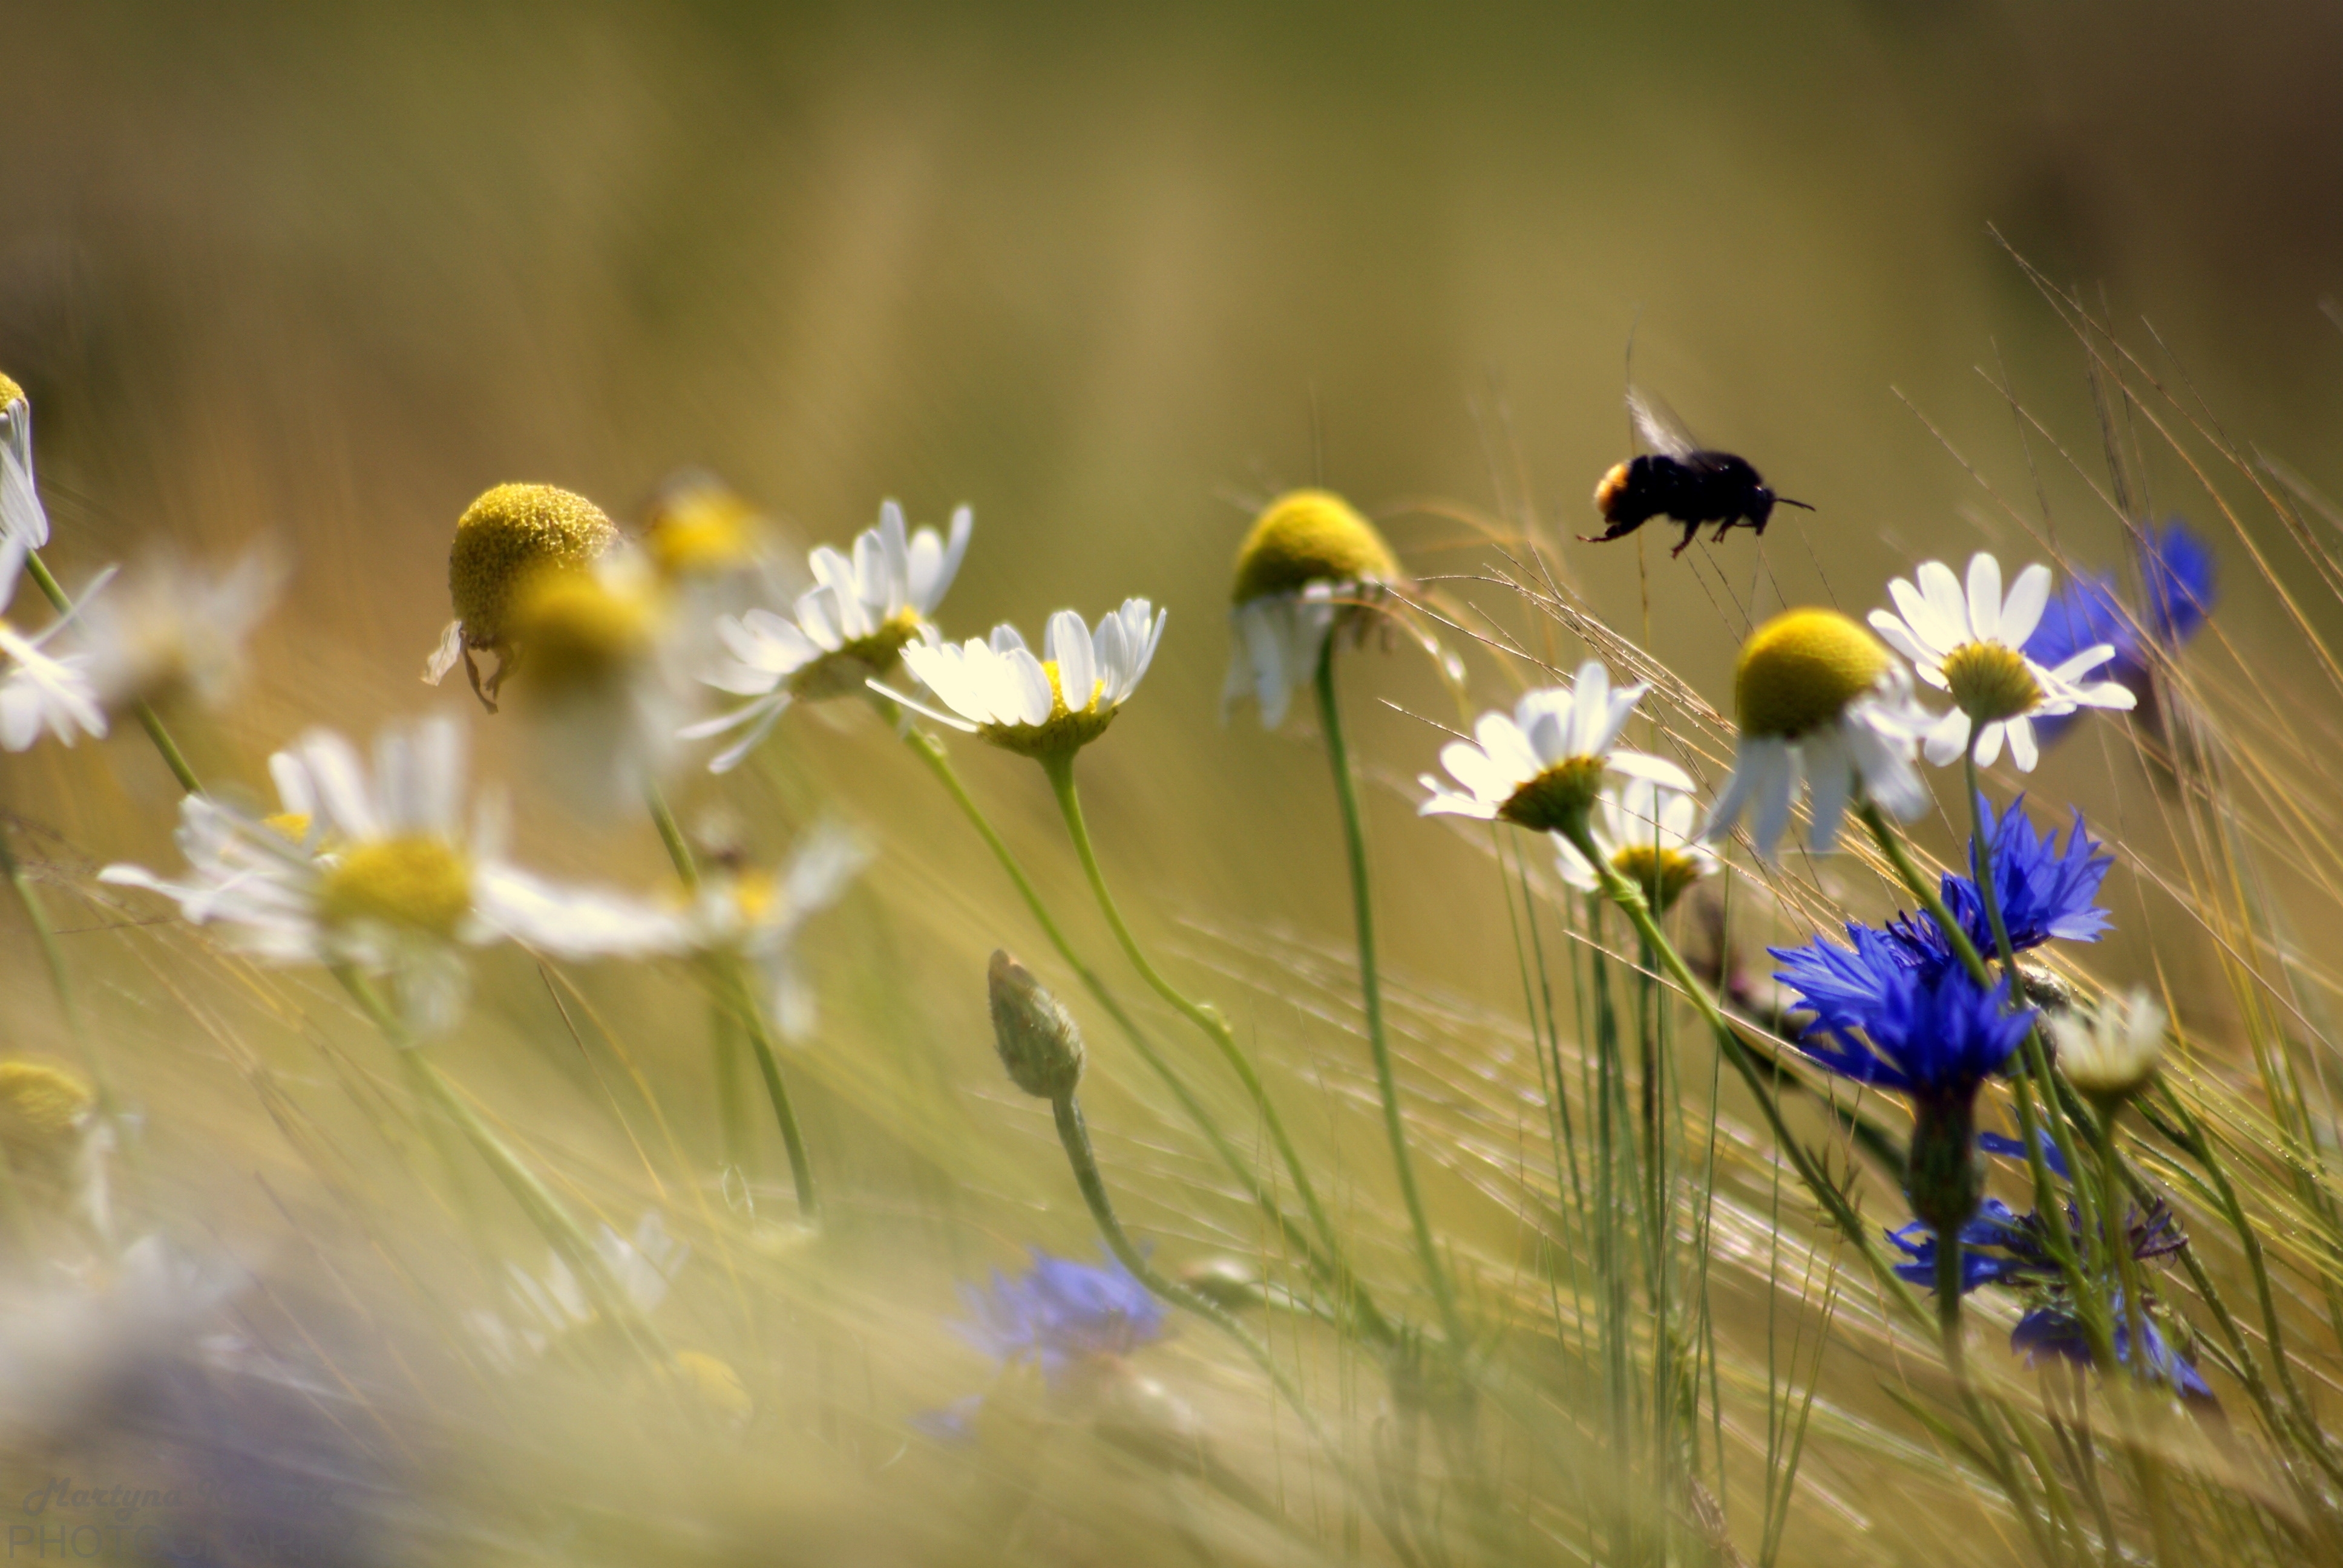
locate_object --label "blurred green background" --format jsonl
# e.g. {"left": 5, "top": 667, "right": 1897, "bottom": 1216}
{"left": 4, "top": 0, "right": 2337, "bottom": 1234}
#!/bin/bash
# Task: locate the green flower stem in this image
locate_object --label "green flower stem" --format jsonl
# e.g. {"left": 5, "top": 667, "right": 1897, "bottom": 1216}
{"left": 641, "top": 783, "right": 816, "bottom": 1219}
{"left": 2091, "top": 1106, "right": 2152, "bottom": 1383}
{"left": 1936, "top": 1198, "right": 1968, "bottom": 1374}
{"left": 331, "top": 964, "right": 662, "bottom": 1361}
{"left": 1312, "top": 639, "right": 1467, "bottom": 1353}
{"left": 21, "top": 550, "right": 203, "bottom": 797}
{"left": 1039, "top": 751, "right": 1362, "bottom": 1321}
{"left": 1046, "top": 1089, "right": 1423, "bottom": 1568}
{"left": 891, "top": 714, "right": 1391, "bottom": 1343}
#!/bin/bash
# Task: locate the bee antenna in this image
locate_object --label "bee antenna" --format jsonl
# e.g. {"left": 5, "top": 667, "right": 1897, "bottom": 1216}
{"left": 1777, "top": 496, "right": 1816, "bottom": 512}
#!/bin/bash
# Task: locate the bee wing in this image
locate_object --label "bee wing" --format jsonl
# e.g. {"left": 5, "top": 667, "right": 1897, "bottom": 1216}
{"left": 1626, "top": 387, "right": 1699, "bottom": 461}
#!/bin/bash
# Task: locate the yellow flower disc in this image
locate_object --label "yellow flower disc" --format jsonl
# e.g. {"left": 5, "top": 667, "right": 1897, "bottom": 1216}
{"left": 319, "top": 836, "right": 473, "bottom": 938}
{"left": 646, "top": 475, "right": 765, "bottom": 578}
{"left": 0, "top": 373, "right": 24, "bottom": 410}
{"left": 0, "top": 1061, "right": 91, "bottom": 1154}
{"left": 1230, "top": 489, "right": 1401, "bottom": 606}
{"left": 1735, "top": 609, "right": 1892, "bottom": 739}
{"left": 448, "top": 483, "right": 617, "bottom": 648}
{"left": 1941, "top": 641, "right": 2042, "bottom": 724}
{"left": 510, "top": 567, "right": 657, "bottom": 696}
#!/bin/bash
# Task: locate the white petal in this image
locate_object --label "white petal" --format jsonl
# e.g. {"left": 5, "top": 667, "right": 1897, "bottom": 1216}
{"left": 1868, "top": 611, "right": 1932, "bottom": 667}
{"left": 1802, "top": 728, "right": 1853, "bottom": 852}
{"left": 1918, "top": 560, "right": 1971, "bottom": 644}
{"left": 1552, "top": 832, "right": 1599, "bottom": 892}
{"left": 1887, "top": 578, "right": 1957, "bottom": 656}
{"left": 1999, "top": 564, "right": 2053, "bottom": 647}
{"left": 2007, "top": 716, "right": 2039, "bottom": 773}
{"left": 1440, "top": 741, "right": 1518, "bottom": 806}
{"left": 1048, "top": 610, "right": 1095, "bottom": 711}
{"left": 1751, "top": 747, "right": 1800, "bottom": 862}
{"left": 1966, "top": 553, "right": 2004, "bottom": 642}
{"left": 1973, "top": 719, "right": 2005, "bottom": 768}
{"left": 1567, "top": 661, "right": 1610, "bottom": 756}
{"left": 1418, "top": 777, "right": 1499, "bottom": 820}
{"left": 989, "top": 622, "right": 1029, "bottom": 655}
{"left": 1474, "top": 712, "right": 1541, "bottom": 783}
{"left": 1607, "top": 750, "right": 1695, "bottom": 793}
{"left": 1921, "top": 708, "right": 1971, "bottom": 768}
{"left": 1001, "top": 647, "right": 1055, "bottom": 726}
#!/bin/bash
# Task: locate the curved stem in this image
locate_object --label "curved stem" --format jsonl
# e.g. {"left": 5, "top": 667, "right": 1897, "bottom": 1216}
{"left": 643, "top": 783, "right": 700, "bottom": 891}
{"left": 1040, "top": 752, "right": 1362, "bottom": 1312}
{"left": 22, "top": 550, "right": 203, "bottom": 796}
{"left": 1048, "top": 1089, "right": 1423, "bottom": 1568}
{"left": 1312, "top": 641, "right": 1467, "bottom": 1353}
{"left": 891, "top": 713, "right": 1392, "bottom": 1342}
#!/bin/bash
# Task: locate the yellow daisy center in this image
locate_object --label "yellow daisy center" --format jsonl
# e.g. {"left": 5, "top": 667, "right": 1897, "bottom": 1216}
{"left": 1735, "top": 609, "right": 1892, "bottom": 739}
{"left": 730, "top": 869, "right": 779, "bottom": 924}
{"left": 1611, "top": 844, "right": 1706, "bottom": 914}
{"left": 0, "top": 373, "right": 24, "bottom": 411}
{"left": 510, "top": 568, "right": 658, "bottom": 696}
{"left": 448, "top": 483, "right": 618, "bottom": 649}
{"left": 981, "top": 658, "right": 1118, "bottom": 759}
{"left": 264, "top": 811, "right": 314, "bottom": 844}
{"left": 646, "top": 483, "right": 764, "bottom": 578}
{"left": 1231, "top": 489, "right": 1402, "bottom": 606}
{"left": 0, "top": 1061, "right": 92, "bottom": 1154}
{"left": 1496, "top": 756, "right": 1608, "bottom": 834}
{"left": 1939, "top": 641, "right": 2042, "bottom": 725}
{"left": 320, "top": 836, "right": 473, "bottom": 938}
{"left": 784, "top": 610, "right": 924, "bottom": 702}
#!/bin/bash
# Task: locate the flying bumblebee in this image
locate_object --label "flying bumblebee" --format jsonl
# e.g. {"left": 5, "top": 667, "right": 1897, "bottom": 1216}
{"left": 1584, "top": 391, "right": 1812, "bottom": 557}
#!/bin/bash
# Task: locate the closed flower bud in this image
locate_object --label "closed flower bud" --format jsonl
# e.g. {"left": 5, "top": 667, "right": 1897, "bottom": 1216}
{"left": 988, "top": 950, "right": 1084, "bottom": 1099}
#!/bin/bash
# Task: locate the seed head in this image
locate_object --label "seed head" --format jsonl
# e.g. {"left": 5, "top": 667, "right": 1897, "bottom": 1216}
{"left": 448, "top": 484, "right": 618, "bottom": 651}
{"left": 987, "top": 950, "right": 1085, "bottom": 1100}
{"left": 1735, "top": 609, "right": 1892, "bottom": 739}
{"left": 1230, "top": 489, "right": 1401, "bottom": 606}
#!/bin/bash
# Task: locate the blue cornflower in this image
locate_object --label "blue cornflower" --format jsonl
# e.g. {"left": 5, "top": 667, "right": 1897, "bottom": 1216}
{"left": 2013, "top": 1298, "right": 2212, "bottom": 1401}
{"left": 1772, "top": 934, "right": 2035, "bottom": 1096}
{"left": 1889, "top": 1198, "right": 2181, "bottom": 1295}
{"left": 952, "top": 1247, "right": 1168, "bottom": 1382}
{"left": 1878, "top": 796, "right": 2111, "bottom": 961}
{"left": 2025, "top": 519, "right": 2215, "bottom": 745}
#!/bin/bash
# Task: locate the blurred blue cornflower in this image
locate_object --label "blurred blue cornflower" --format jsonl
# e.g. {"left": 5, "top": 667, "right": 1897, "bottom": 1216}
{"left": 2024, "top": 519, "right": 2216, "bottom": 746}
{"left": 2014, "top": 1298, "right": 2212, "bottom": 1400}
{"left": 1771, "top": 933, "right": 2036, "bottom": 1096}
{"left": 1886, "top": 1198, "right": 2183, "bottom": 1295}
{"left": 952, "top": 1247, "right": 1167, "bottom": 1384}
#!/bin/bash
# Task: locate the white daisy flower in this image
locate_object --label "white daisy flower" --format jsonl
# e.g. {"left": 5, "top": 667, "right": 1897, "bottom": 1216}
{"left": 0, "top": 377, "right": 49, "bottom": 550}
{"left": 0, "top": 537, "right": 105, "bottom": 753}
{"left": 1223, "top": 489, "right": 1402, "bottom": 729}
{"left": 694, "top": 824, "right": 870, "bottom": 1040}
{"left": 1419, "top": 661, "right": 1691, "bottom": 834}
{"left": 1869, "top": 552, "right": 2135, "bottom": 772}
{"left": 1552, "top": 777, "right": 1719, "bottom": 913}
{"left": 77, "top": 544, "right": 283, "bottom": 713}
{"left": 685, "top": 500, "right": 972, "bottom": 773}
{"left": 880, "top": 599, "right": 1166, "bottom": 760}
{"left": 100, "top": 716, "right": 690, "bottom": 1033}
{"left": 2052, "top": 986, "right": 2166, "bottom": 1105}
{"left": 1702, "top": 608, "right": 1937, "bottom": 861}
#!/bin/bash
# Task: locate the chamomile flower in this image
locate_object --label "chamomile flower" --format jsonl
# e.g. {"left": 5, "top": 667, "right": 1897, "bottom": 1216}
{"left": 76, "top": 544, "right": 284, "bottom": 713}
{"left": 881, "top": 599, "right": 1166, "bottom": 760}
{"left": 1869, "top": 552, "right": 2135, "bottom": 771}
{"left": 1552, "top": 776, "right": 1719, "bottom": 914}
{"left": 693, "top": 825, "right": 869, "bottom": 1040}
{"left": 100, "top": 716, "right": 690, "bottom": 1033}
{"left": 503, "top": 550, "right": 692, "bottom": 814}
{"left": 1701, "top": 608, "right": 1935, "bottom": 860}
{"left": 2052, "top": 986, "right": 2166, "bottom": 1105}
{"left": 0, "top": 537, "right": 105, "bottom": 753}
{"left": 1223, "top": 489, "right": 1403, "bottom": 729}
{"left": 685, "top": 500, "right": 972, "bottom": 773}
{"left": 0, "top": 375, "right": 50, "bottom": 550}
{"left": 424, "top": 483, "right": 620, "bottom": 709}
{"left": 1419, "top": 661, "right": 1691, "bottom": 841}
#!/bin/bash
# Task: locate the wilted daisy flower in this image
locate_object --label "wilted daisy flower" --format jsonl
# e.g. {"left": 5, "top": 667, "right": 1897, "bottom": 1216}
{"left": 1223, "top": 489, "right": 1403, "bottom": 729}
{"left": 1420, "top": 661, "right": 1691, "bottom": 843}
{"left": 1869, "top": 552, "right": 2135, "bottom": 771}
{"left": 0, "top": 374, "right": 48, "bottom": 551}
{"left": 1552, "top": 777, "right": 1719, "bottom": 913}
{"left": 693, "top": 825, "right": 868, "bottom": 1040}
{"left": 1701, "top": 607, "right": 1934, "bottom": 860}
{"left": 686, "top": 500, "right": 972, "bottom": 773}
{"left": 76, "top": 544, "right": 283, "bottom": 713}
{"left": 882, "top": 600, "right": 1166, "bottom": 760}
{"left": 100, "top": 716, "right": 689, "bottom": 1032}
{"left": 0, "top": 537, "right": 105, "bottom": 753}
{"left": 424, "top": 483, "right": 620, "bottom": 709}
{"left": 2053, "top": 986, "right": 2166, "bottom": 1105}
{"left": 503, "top": 551, "right": 692, "bottom": 813}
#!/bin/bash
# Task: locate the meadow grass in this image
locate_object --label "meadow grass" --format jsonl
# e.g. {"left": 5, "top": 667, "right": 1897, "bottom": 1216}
{"left": 0, "top": 260, "right": 2339, "bottom": 1568}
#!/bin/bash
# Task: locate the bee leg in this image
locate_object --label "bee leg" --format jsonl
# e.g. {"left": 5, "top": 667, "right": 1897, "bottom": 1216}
{"left": 460, "top": 645, "right": 498, "bottom": 715}
{"left": 1670, "top": 521, "right": 1697, "bottom": 558}
{"left": 1575, "top": 521, "right": 1636, "bottom": 544}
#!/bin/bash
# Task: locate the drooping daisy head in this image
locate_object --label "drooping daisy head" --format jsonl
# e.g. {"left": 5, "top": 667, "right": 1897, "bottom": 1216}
{"left": 1552, "top": 777, "right": 1719, "bottom": 914}
{"left": 1870, "top": 552, "right": 2136, "bottom": 772}
{"left": 425, "top": 483, "right": 620, "bottom": 710}
{"left": 1702, "top": 608, "right": 1934, "bottom": 860}
{"left": 78, "top": 545, "right": 284, "bottom": 714}
{"left": 1419, "top": 659, "right": 1690, "bottom": 840}
{"left": 0, "top": 535, "right": 106, "bottom": 754}
{"left": 684, "top": 499, "right": 973, "bottom": 773}
{"left": 2052, "top": 985, "right": 2166, "bottom": 1106}
{"left": 0, "top": 372, "right": 45, "bottom": 551}
{"left": 885, "top": 599, "right": 1166, "bottom": 762}
{"left": 100, "top": 716, "right": 689, "bottom": 1033}
{"left": 1223, "top": 489, "right": 1403, "bottom": 729}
